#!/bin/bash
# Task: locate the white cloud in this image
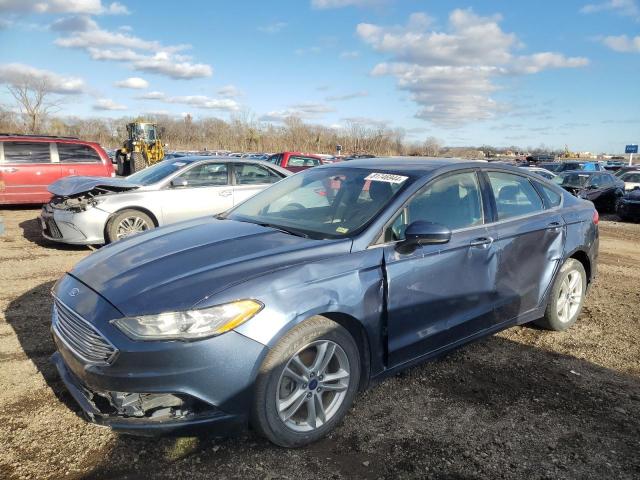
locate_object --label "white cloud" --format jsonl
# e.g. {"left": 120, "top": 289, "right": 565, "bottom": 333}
{"left": 311, "top": 0, "right": 384, "bottom": 8}
{"left": 93, "top": 98, "right": 127, "bottom": 110}
{"left": 258, "top": 21, "right": 287, "bottom": 33}
{"left": 0, "top": 62, "right": 85, "bottom": 93}
{"left": 260, "top": 103, "right": 335, "bottom": 122}
{"left": 137, "top": 91, "right": 239, "bottom": 111}
{"left": 50, "top": 15, "right": 97, "bottom": 32}
{"left": 326, "top": 91, "right": 368, "bottom": 101}
{"left": 217, "top": 84, "right": 242, "bottom": 98}
{"left": 115, "top": 76, "right": 149, "bottom": 89}
{"left": 357, "top": 9, "right": 589, "bottom": 126}
{"left": 52, "top": 17, "right": 212, "bottom": 79}
{"left": 581, "top": 0, "right": 640, "bottom": 19}
{"left": 0, "top": 0, "right": 129, "bottom": 15}
{"left": 600, "top": 34, "right": 640, "bottom": 52}
{"left": 138, "top": 91, "right": 166, "bottom": 100}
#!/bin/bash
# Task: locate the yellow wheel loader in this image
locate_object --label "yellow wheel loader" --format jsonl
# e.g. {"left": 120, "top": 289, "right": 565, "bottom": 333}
{"left": 114, "top": 122, "right": 165, "bottom": 176}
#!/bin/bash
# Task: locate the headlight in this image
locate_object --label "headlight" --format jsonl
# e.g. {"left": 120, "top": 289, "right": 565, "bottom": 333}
{"left": 111, "top": 300, "right": 263, "bottom": 341}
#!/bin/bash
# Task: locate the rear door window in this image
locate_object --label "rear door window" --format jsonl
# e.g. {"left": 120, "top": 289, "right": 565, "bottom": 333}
{"left": 57, "top": 143, "right": 101, "bottom": 163}
{"left": 4, "top": 142, "right": 51, "bottom": 163}
{"left": 535, "top": 182, "right": 562, "bottom": 208}
{"left": 487, "top": 171, "right": 544, "bottom": 220}
{"left": 288, "top": 156, "right": 321, "bottom": 167}
{"left": 234, "top": 164, "right": 282, "bottom": 185}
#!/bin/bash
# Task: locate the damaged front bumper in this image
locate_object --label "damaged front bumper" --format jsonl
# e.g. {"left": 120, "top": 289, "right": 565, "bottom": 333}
{"left": 40, "top": 203, "right": 110, "bottom": 245}
{"left": 51, "top": 352, "right": 246, "bottom": 436}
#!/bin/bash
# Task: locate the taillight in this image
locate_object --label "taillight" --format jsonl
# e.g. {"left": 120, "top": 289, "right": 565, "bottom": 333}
{"left": 592, "top": 210, "right": 599, "bottom": 225}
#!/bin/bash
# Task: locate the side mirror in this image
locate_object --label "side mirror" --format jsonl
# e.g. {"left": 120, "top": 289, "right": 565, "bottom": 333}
{"left": 587, "top": 184, "right": 597, "bottom": 190}
{"left": 400, "top": 221, "right": 451, "bottom": 250}
{"left": 170, "top": 178, "right": 188, "bottom": 188}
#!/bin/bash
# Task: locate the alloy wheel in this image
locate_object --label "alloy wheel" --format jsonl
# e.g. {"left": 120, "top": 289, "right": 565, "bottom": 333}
{"left": 276, "top": 340, "right": 350, "bottom": 432}
{"left": 116, "top": 216, "right": 150, "bottom": 239}
{"left": 557, "top": 270, "right": 583, "bottom": 323}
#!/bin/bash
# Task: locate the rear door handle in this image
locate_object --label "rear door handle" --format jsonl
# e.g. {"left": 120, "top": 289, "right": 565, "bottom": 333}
{"left": 470, "top": 236, "right": 494, "bottom": 248}
{"left": 219, "top": 190, "right": 232, "bottom": 197}
{"left": 0, "top": 167, "right": 18, "bottom": 173}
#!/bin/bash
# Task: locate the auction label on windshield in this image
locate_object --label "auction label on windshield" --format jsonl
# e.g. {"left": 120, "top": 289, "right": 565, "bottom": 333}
{"left": 365, "top": 172, "right": 408, "bottom": 184}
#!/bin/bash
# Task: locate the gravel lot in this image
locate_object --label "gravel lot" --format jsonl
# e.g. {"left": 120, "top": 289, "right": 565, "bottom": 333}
{"left": 1, "top": 207, "right": 639, "bottom": 480}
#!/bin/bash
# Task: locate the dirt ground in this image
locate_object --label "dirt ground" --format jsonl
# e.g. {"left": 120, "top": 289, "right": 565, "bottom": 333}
{"left": 0, "top": 207, "right": 638, "bottom": 480}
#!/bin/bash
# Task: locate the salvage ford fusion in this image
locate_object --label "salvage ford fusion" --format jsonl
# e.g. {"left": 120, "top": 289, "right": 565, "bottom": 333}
{"left": 51, "top": 158, "right": 598, "bottom": 447}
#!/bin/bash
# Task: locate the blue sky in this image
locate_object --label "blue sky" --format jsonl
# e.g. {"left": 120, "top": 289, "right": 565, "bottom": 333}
{"left": 0, "top": 0, "right": 638, "bottom": 152}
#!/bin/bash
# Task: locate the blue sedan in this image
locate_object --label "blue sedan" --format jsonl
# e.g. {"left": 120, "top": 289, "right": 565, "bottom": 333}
{"left": 51, "top": 158, "right": 599, "bottom": 447}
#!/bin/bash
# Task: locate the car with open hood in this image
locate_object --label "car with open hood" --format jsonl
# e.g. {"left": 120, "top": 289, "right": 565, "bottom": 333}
{"left": 553, "top": 170, "right": 624, "bottom": 212}
{"left": 39, "top": 156, "right": 289, "bottom": 244}
{"left": 50, "top": 158, "right": 598, "bottom": 447}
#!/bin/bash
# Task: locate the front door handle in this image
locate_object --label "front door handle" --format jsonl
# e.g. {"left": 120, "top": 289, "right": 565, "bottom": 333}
{"left": 0, "top": 167, "right": 18, "bottom": 173}
{"left": 470, "top": 236, "right": 494, "bottom": 248}
{"left": 547, "top": 221, "right": 562, "bottom": 231}
{"left": 219, "top": 190, "right": 232, "bottom": 197}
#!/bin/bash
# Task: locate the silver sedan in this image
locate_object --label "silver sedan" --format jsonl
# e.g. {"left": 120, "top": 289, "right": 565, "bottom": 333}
{"left": 40, "top": 157, "right": 290, "bottom": 245}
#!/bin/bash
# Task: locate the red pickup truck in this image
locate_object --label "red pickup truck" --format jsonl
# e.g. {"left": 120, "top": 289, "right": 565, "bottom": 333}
{"left": 267, "top": 152, "right": 324, "bottom": 172}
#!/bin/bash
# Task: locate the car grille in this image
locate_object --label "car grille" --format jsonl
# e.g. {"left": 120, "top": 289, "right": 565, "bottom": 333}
{"left": 45, "top": 219, "right": 63, "bottom": 239}
{"left": 52, "top": 298, "right": 118, "bottom": 365}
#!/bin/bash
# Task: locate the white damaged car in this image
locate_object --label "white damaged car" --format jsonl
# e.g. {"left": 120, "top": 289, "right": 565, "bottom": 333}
{"left": 40, "top": 157, "right": 290, "bottom": 245}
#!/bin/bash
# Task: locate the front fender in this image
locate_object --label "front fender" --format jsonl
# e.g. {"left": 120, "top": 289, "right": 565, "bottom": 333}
{"left": 222, "top": 248, "right": 388, "bottom": 375}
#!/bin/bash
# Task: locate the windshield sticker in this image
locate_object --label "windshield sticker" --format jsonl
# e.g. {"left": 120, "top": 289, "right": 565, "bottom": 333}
{"left": 365, "top": 172, "right": 408, "bottom": 184}
{"left": 336, "top": 226, "right": 349, "bottom": 234}
{"left": 173, "top": 162, "right": 187, "bottom": 167}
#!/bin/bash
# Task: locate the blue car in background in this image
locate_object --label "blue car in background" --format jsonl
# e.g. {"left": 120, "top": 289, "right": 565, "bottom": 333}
{"left": 51, "top": 158, "right": 599, "bottom": 447}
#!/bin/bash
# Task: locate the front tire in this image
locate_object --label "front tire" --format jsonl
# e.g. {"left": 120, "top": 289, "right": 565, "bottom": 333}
{"left": 535, "top": 258, "right": 587, "bottom": 331}
{"left": 252, "top": 316, "right": 360, "bottom": 447}
{"left": 106, "top": 209, "right": 154, "bottom": 243}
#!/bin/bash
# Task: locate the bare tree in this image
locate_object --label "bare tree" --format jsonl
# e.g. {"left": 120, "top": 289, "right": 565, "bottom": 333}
{"left": 7, "top": 77, "right": 63, "bottom": 133}
{"left": 423, "top": 136, "right": 442, "bottom": 157}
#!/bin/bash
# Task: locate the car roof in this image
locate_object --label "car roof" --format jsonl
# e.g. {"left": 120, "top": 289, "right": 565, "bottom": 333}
{"left": 317, "top": 156, "right": 484, "bottom": 175}
{"left": 167, "top": 155, "right": 291, "bottom": 176}
{"left": 559, "top": 170, "right": 598, "bottom": 175}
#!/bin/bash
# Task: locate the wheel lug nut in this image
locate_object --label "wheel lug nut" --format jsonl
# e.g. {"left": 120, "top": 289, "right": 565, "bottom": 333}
{"left": 317, "top": 387, "right": 322, "bottom": 392}
{"left": 306, "top": 392, "right": 312, "bottom": 398}
{"left": 319, "top": 375, "right": 324, "bottom": 380}
{"left": 302, "top": 383, "right": 307, "bottom": 388}
{"left": 310, "top": 372, "right": 315, "bottom": 378}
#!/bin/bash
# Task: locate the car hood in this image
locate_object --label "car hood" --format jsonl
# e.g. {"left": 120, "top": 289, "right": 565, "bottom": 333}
{"left": 69, "top": 217, "right": 351, "bottom": 316}
{"left": 49, "top": 176, "right": 139, "bottom": 197}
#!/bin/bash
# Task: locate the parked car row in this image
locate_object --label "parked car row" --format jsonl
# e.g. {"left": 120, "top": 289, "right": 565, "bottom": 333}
{"left": 48, "top": 158, "right": 599, "bottom": 447}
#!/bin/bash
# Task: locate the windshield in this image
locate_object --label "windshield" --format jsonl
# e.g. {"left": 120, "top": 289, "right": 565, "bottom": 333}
{"left": 227, "top": 167, "right": 414, "bottom": 239}
{"left": 133, "top": 123, "right": 156, "bottom": 141}
{"left": 127, "top": 159, "right": 193, "bottom": 186}
{"left": 553, "top": 172, "right": 590, "bottom": 188}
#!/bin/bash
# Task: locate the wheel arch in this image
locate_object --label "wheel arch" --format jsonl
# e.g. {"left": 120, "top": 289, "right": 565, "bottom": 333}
{"left": 568, "top": 249, "right": 592, "bottom": 284}
{"left": 104, "top": 206, "right": 160, "bottom": 241}
{"left": 320, "top": 311, "right": 371, "bottom": 391}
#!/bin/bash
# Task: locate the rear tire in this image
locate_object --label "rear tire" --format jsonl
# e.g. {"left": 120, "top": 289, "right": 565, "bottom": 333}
{"left": 251, "top": 316, "right": 360, "bottom": 447}
{"left": 115, "top": 152, "right": 130, "bottom": 176}
{"left": 106, "top": 209, "right": 154, "bottom": 243}
{"left": 535, "top": 258, "right": 587, "bottom": 331}
{"left": 131, "top": 151, "right": 147, "bottom": 173}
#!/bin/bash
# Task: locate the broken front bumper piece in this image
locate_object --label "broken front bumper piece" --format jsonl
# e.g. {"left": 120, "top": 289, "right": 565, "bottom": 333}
{"left": 51, "top": 352, "right": 245, "bottom": 436}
